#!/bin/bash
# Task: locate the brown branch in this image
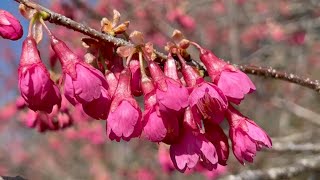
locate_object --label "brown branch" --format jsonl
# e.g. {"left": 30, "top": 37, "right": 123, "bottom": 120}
{"left": 237, "top": 65, "right": 320, "bottom": 94}
{"left": 13, "top": 0, "right": 320, "bottom": 94}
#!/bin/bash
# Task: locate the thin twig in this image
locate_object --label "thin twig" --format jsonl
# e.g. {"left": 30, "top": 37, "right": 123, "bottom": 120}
{"left": 269, "top": 142, "right": 320, "bottom": 153}
{"left": 272, "top": 97, "right": 320, "bottom": 126}
{"left": 237, "top": 65, "right": 320, "bottom": 94}
{"left": 221, "top": 156, "right": 320, "bottom": 180}
{"left": 13, "top": 0, "right": 320, "bottom": 94}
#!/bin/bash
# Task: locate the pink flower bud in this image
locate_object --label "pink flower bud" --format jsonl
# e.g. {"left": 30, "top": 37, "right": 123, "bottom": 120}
{"left": 129, "top": 59, "right": 142, "bottom": 96}
{"left": 204, "top": 122, "right": 229, "bottom": 166}
{"left": 0, "top": 9, "right": 23, "bottom": 40}
{"left": 107, "top": 68, "right": 142, "bottom": 141}
{"left": 19, "top": 37, "right": 61, "bottom": 113}
{"left": 164, "top": 54, "right": 179, "bottom": 81}
{"left": 198, "top": 47, "right": 255, "bottom": 104}
{"left": 141, "top": 70, "right": 183, "bottom": 144}
{"left": 50, "top": 35, "right": 111, "bottom": 119}
{"left": 110, "top": 55, "right": 124, "bottom": 79}
{"left": 148, "top": 61, "right": 189, "bottom": 112}
{"left": 226, "top": 105, "right": 272, "bottom": 164}
{"left": 169, "top": 108, "right": 218, "bottom": 172}
{"left": 105, "top": 70, "right": 118, "bottom": 97}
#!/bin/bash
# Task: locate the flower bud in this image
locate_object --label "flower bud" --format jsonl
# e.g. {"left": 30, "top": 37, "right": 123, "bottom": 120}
{"left": 0, "top": 9, "right": 23, "bottom": 40}
{"left": 19, "top": 37, "right": 61, "bottom": 113}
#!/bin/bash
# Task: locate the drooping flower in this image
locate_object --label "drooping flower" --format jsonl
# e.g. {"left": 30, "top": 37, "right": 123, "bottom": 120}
{"left": 148, "top": 60, "right": 189, "bottom": 112}
{"left": 169, "top": 108, "right": 218, "bottom": 172}
{"left": 0, "top": 9, "right": 23, "bottom": 40}
{"left": 204, "top": 122, "right": 229, "bottom": 166}
{"left": 179, "top": 56, "right": 228, "bottom": 124}
{"left": 142, "top": 59, "right": 187, "bottom": 144}
{"left": 226, "top": 105, "right": 272, "bottom": 164}
{"left": 194, "top": 44, "right": 255, "bottom": 104}
{"left": 107, "top": 68, "right": 142, "bottom": 141}
{"left": 50, "top": 35, "right": 111, "bottom": 119}
{"left": 18, "top": 37, "right": 61, "bottom": 113}
{"left": 141, "top": 76, "right": 180, "bottom": 143}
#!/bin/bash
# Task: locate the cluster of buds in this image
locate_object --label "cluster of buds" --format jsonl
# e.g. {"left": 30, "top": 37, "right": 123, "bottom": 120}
{"left": 16, "top": 10, "right": 271, "bottom": 172}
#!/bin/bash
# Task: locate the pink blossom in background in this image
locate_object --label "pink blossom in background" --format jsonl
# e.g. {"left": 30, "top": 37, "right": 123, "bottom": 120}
{"left": 158, "top": 144, "right": 175, "bottom": 173}
{"left": 289, "top": 31, "right": 306, "bottom": 46}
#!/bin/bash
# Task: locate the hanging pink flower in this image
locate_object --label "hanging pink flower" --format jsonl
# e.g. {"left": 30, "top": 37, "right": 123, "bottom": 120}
{"left": 50, "top": 35, "right": 111, "bottom": 119}
{"left": 107, "top": 68, "right": 142, "bottom": 141}
{"left": 19, "top": 37, "right": 61, "bottom": 113}
{"left": 204, "top": 122, "right": 229, "bottom": 166}
{"left": 195, "top": 44, "right": 256, "bottom": 104}
{"left": 141, "top": 77, "right": 180, "bottom": 143}
{"left": 148, "top": 61, "right": 189, "bottom": 112}
{"left": 0, "top": 9, "right": 23, "bottom": 40}
{"left": 169, "top": 108, "right": 218, "bottom": 172}
{"left": 180, "top": 60, "right": 228, "bottom": 124}
{"left": 226, "top": 105, "right": 272, "bottom": 164}
{"left": 143, "top": 60, "right": 188, "bottom": 144}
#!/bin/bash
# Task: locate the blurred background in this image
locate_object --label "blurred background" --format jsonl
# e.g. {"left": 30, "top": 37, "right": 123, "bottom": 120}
{"left": 0, "top": 0, "right": 320, "bottom": 179}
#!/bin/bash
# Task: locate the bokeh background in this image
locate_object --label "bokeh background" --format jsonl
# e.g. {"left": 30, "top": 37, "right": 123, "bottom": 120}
{"left": 0, "top": 0, "right": 320, "bottom": 179}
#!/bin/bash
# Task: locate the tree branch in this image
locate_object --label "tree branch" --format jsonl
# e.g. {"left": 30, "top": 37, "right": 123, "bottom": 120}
{"left": 269, "top": 142, "right": 320, "bottom": 153}
{"left": 13, "top": 0, "right": 320, "bottom": 94}
{"left": 221, "top": 156, "right": 320, "bottom": 180}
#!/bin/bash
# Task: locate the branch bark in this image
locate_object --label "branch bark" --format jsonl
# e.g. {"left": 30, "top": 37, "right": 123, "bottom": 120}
{"left": 13, "top": 0, "right": 320, "bottom": 94}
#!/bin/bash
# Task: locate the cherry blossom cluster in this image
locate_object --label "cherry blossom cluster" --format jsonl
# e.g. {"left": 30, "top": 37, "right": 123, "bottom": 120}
{"left": 1, "top": 8, "right": 272, "bottom": 173}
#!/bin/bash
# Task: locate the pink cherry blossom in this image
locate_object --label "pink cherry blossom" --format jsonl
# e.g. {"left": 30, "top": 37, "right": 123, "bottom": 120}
{"left": 169, "top": 108, "right": 218, "bottom": 172}
{"left": 107, "top": 68, "right": 142, "bottom": 141}
{"left": 226, "top": 105, "right": 272, "bottom": 164}
{"left": 204, "top": 122, "right": 229, "bottom": 166}
{"left": 196, "top": 45, "right": 256, "bottom": 104}
{"left": 141, "top": 64, "right": 184, "bottom": 144}
{"left": 148, "top": 61, "right": 189, "bottom": 112}
{"left": 50, "top": 35, "right": 111, "bottom": 119}
{"left": 19, "top": 37, "right": 61, "bottom": 113}
{"left": 0, "top": 9, "right": 23, "bottom": 40}
{"left": 180, "top": 61, "right": 228, "bottom": 124}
